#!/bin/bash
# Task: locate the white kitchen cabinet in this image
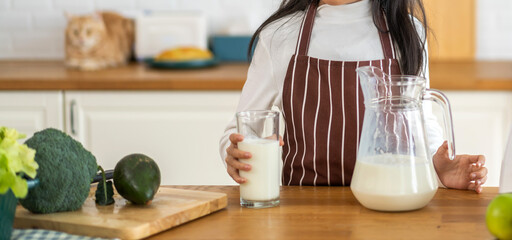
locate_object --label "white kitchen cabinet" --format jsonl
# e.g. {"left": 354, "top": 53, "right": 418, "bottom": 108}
{"left": 64, "top": 91, "right": 240, "bottom": 185}
{"left": 2, "top": 89, "right": 509, "bottom": 187}
{"left": 0, "top": 91, "right": 64, "bottom": 138}
{"left": 433, "top": 91, "right": 512, "bottom": 187}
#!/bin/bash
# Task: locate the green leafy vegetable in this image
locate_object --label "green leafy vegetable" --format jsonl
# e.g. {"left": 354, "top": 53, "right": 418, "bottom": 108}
{"left": 20, "top": 128, "right": 97, "bottom": 213}
{"left": 95, "top": 166, "right": 114, "bottom": 205}
{"left": 0, "top": 127, "right": 38, "bottom": 198}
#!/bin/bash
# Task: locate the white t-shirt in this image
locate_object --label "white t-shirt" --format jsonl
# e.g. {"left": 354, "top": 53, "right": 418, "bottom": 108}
{"left": 219, "top": 0, "right": 444, "bottom": 166}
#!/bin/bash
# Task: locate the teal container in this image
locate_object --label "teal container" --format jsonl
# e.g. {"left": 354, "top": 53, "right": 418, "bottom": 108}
{"left": 211, "top": 36, "right": 255, "bottom": 62}
{"left": 0, "top": 190, "right": 17, "bottom": 240}
{"left": 0, "top": 179, "right": 38, "bottom": 239}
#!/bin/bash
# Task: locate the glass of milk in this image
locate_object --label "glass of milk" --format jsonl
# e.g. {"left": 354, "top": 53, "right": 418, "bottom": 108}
{"left": 236, "top": 110, "right": 280, "bottom": 208}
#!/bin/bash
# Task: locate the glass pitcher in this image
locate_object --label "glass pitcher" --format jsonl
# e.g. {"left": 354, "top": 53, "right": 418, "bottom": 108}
{"left": 350, "top": 66, "right": 456, "bottom": 212}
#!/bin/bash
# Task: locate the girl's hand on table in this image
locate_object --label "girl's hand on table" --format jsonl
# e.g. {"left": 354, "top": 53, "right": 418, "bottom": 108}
{"left": 433, "top": 141, "right": 488, "bottom": 193}
{"left": 225, "top": 133, "right": 284, "bottom": 184}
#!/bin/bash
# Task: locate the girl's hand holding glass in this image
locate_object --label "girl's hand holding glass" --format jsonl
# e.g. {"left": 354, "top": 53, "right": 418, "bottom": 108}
{"left": 225, "top": 133, "right": 284, "bottom": 184}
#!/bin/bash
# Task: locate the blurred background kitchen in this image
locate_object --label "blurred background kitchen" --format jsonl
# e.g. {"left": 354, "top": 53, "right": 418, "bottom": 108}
{"left": 0, "top": 0, "right": 511, "bottom": 186}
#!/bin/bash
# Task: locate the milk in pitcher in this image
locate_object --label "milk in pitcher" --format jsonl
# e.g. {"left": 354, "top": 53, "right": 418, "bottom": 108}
{"left": 238, "top": 138, "right": 280, "bottom": 201}
{"left": 350, "top": 154, "right": 438, "bottom": 211}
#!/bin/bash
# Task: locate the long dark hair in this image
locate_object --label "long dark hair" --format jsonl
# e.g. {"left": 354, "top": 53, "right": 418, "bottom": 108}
{"left": 248, "top": 0, "right": 428, "bottom": 75}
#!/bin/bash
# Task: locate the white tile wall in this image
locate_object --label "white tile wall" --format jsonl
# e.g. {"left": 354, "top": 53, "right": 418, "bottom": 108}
{"left": 12, "top": 31, "right": 62, "bottom": 51}
{"left": 10, "top": 30, "right": 64, "bottom": 59}
{"left": 33, "top": 12, "right": 67, "bottom": 30}
{"left": 94, "top": 0, "right": 136, "bottom": 11}
{"left": 12, "top": 0, "right": 51, "bottom": 10}
{"left": 135, "top": 0, "right": 177, "bottom": 11}
{"left": 0, "top": 0, "right": 509, "bottom": 60}
{"left": 52, "top": 0, "right": 94, "bottom": 12}
{"left": 0, "top": 0, "right": 8, "bottom": 10}
{"left": 0, "top": 12, "right": 31, "bottom": 31}
{"left": 477, "top": 0, "right": 512, "bottom": 60}
{"left": 0, "top": 33, "right": 11, "bottom": 53}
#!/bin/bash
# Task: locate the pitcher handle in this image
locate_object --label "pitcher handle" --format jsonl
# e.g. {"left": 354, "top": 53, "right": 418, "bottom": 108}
{"left": 423, "top": 89, "right": 456, "bottom": 160}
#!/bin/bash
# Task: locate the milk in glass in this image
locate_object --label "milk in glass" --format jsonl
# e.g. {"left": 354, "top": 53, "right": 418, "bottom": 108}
{"left": 350, "top": 154, "right": 438, "bottom": 211}
{"left": 238, "top": 138, "right": 280, "bottom": 201}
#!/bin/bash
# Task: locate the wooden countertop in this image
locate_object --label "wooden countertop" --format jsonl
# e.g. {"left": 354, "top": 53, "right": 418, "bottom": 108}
{"left": 0, "top": 61, "right": 247, "bottom": 90}
{"left": 0, "top": 61, "right": 511, "bottom": 90}
{"left": 149, "top": 186, "right": 498, "bottom": 240}
{"left": 429, "top": 61, "right": 512, "bottom": 90}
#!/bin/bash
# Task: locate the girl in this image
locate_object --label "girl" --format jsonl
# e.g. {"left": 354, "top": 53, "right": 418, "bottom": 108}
{"left": 220, "top": 0, "right": 488, "bottom": 192}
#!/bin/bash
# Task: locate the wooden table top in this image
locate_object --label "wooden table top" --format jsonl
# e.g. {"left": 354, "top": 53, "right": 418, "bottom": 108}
{"left": 149, "top": 186, "right": 498, "bottom": 240}
{"left": 0, "top": 61, "right": 511, "bottom": 91}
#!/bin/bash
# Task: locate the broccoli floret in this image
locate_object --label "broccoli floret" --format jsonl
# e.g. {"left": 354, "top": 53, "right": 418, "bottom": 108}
{"left": 19, "top": 128, "right": 97, "bottom": 213}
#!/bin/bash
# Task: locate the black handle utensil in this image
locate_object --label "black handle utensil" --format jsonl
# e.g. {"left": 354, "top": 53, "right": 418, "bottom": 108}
{"left": 92, "top": 169, "right": 114, "bottom": 183}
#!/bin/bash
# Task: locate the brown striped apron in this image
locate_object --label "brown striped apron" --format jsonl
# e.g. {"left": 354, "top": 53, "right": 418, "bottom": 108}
{"left": 281, "top": 2, "right": 402, "bottom": 186}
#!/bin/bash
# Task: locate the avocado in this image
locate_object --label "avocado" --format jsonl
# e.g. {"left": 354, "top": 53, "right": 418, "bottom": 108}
{"left": 113, "top": 154, "right": 161, "bottom": 205}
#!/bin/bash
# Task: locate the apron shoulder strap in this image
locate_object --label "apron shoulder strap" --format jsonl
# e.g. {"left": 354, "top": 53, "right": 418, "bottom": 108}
{"left": 376, "top": 12, "right": 396, "bottom": 60}
{"left": 295, "top": 2, "right": 318, "bottom": 56}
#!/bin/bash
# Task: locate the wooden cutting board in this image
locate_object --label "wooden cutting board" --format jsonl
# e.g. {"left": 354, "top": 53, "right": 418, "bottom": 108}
{"left": 13, "top": 187, "right": 227, "bottom": 239}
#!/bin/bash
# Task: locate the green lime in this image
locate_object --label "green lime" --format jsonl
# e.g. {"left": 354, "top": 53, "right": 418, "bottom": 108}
{"left": 486, "top": 193, "right": 512, "bottom": 240}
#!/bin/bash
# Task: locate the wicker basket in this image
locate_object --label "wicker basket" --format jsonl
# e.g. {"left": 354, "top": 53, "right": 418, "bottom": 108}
{"left": 0, "top": 190, "right": 17, "bottom": 239}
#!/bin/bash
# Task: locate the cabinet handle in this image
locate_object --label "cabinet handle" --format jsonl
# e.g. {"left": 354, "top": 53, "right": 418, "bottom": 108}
{"left": 70, "top": 100, "right": 77, "bottom": 135}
